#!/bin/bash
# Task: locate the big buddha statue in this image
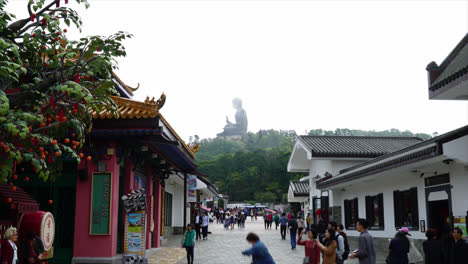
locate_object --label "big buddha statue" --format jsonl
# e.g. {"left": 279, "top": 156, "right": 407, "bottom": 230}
{"left": 217, "top": 98, "right": 248, "bottom": 140}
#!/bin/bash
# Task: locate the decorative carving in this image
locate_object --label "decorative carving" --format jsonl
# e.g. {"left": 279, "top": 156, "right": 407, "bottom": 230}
{"left": 145, "top": 93, "right": 166, "bottom": 111}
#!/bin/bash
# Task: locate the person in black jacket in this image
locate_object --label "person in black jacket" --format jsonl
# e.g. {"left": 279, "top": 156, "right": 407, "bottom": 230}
{"left": 423, "top": 228, "right": 443, "bottom": 264}
{"left": 21, "top": 231, "right": 45, "bottom": 264}
{"left": 287, "top": 214, "right": 298, "bottom": 250}
{"left": 452, "top": 227, "right": 468, "bottom": 264}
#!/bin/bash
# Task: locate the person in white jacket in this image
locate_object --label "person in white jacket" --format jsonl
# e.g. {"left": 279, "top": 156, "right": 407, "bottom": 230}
{"left": 399, "top": 227, "right": 423, "bottom": 264}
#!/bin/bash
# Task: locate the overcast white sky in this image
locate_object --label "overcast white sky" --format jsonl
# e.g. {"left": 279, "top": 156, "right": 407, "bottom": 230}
{"left": 7, "top": 0, "right": 468, "bottom": 140}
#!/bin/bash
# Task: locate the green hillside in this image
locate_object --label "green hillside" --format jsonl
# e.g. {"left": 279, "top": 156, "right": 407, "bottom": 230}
{"left": 195, "top": 128, "right": 433, "bottom": 203}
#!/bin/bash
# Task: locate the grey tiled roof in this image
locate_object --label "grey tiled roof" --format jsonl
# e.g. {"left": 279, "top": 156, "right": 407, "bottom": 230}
{"left": 290, "top": 180, "right": 309, "bottom": 196}
{"left": 428, "top": 33, "right": 468, "bottom": 92}
{"left": 298, "top": 136, "right": 423, "bottom": 158}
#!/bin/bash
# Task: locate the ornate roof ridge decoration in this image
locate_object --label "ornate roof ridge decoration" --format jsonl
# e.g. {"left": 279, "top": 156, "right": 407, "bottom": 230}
{"left": 186, "top": 143, "right": 200, "bottom": 153}
{"left": 91, "top": 93, "right": 165, "bottom": 120}
{"left": 112, "top": 71, "right": 140, "bottom": 95}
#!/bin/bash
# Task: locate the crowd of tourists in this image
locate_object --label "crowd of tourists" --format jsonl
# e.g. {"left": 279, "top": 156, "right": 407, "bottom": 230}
{"left": 182, "top": 206, "right": 468, "bottom": 264}
{"left": 239, "top": 210, "right": 468, "bottom": 264}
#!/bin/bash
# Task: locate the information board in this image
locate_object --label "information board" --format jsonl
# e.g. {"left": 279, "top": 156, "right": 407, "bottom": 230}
{"left": 90, "top": 172, "right": 112, "bottom": 235}
{"left": 124, "top": 211, "right": 146, "bottom": 256}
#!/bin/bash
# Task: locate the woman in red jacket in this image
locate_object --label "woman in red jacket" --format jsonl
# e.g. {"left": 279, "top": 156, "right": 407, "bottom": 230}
{"left": 297, "top": 229, "right": 320, "bottom": 264}
{"left": 1, "top": 227, "right": 19, "bottom": 264}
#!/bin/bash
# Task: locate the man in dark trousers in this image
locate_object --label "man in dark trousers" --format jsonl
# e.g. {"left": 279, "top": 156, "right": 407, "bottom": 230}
{"left": 194, "top": 211, "right": 201, "bottom": 240}
{"left": 287, "top": 214, "right": 298, "bottom": 250}
{"left": 350, "top": 218, "right": 376, "bottom": 264}
{"left": 279, "top": 213, "right": 288, "bottom": 240}
{"left": 453, "top": 227, "right": 468, "bottom": 263}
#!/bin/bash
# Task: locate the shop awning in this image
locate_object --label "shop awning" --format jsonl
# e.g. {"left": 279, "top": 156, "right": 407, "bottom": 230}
{"left": 0, "top": 184, "right": 39, "bottom": 213}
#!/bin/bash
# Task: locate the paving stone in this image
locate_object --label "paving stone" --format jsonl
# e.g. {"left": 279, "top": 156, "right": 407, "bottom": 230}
{"left": 149, "top": 219, "right": 388, "bottom": 264}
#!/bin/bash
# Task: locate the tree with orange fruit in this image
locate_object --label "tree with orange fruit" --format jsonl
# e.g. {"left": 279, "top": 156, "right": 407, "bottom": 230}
{"left": 0, "top": 0, "right": 131, "bottom": 183}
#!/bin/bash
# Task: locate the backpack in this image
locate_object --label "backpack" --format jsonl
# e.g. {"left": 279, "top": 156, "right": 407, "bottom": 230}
{"left": 337, "top": 233, "right": 350, "bottom": 260}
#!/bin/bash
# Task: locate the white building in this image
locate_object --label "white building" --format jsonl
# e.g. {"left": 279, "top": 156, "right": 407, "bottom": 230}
{"left": 287, "top": 135, "right": 422, "bottom": 224}
{"left": 317, "top": 126, "right": 468, "bottom": 240}
{"left": 288, "top": 180, "right": 310, "bottom": 216}
{"left": 308, "top": 33, "right": 468, "bottom": 254}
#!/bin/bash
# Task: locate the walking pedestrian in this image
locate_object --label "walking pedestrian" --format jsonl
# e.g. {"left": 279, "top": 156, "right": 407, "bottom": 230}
{"left": 350, "top": 218, "right": 376, "bottom": 264}
{"left": 241, "top": 213, "right": 246, "bottom": 229}
{"left": 288, "top": 214, "right": 298, "bottom": 250}
{"left": 297, "top": 229, "right": 320, "bottom": 264}
{"left": 21, "top": 231, "right": 45, "bottom": 264}
{"left": 241, "top": 233, "right": 276, "bottom": 264}
{"left": 422, "top": 228, "right": 443, "bottom": 264}
{"left": 329, "top": 222, "right": 345, "bottom": 264}
{"left": 238, "top": 211, "right": 242, "bottom": 229}
{"left": 399, "top": 227, "right": 423, "bottom": 263}
{"left": 264, "top": 213, "right": 268, "bottom": 229}
{"left": 338, "top": 224, "right": 350, "bottom": 261}
{"left": 202, "top": 212, "right": 209, "bottom": 240}
{"left": 280, "top": 213, "right": 288, "bottom": 240}
{"left": 268, "top": 213, "right": 273, "bottom": 229}
{"left": 251, "top": 209, "right": 254, "bottom": 221}
{"left": 387, "top": 230, "right": 410, "bottom": 264}
{"left": 297, "top": 213, "right": 305, "bottom": 240}
{"left": 0, "top": 227, "right": 19, "bottom": 264}
{"left": 181, "top": 224, "right": 196, "bottom": 264}
{"left": 194, "top": 211, "right": 201, "bottom": 240}
{"left": 273, "top": 213, "right": 279, "bottom": 230}
{"left": 318, "top": 217, "right": 327, "bottom": 243}
{"left": 452, "top": 227, "right": 468, "bottom": 263}
{"left": 230, "top": 213, "right": 235, "bottom": 230}
{"left": 315, "top": 228, "right": 338, "bottom": 264}
{"left": 224, "top": 213, "right": 230, "bottom": 230}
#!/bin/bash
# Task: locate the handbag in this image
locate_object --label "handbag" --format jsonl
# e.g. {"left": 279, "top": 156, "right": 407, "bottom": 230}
{"left": 302, "top": 257, "right": 310, "bottom": 264}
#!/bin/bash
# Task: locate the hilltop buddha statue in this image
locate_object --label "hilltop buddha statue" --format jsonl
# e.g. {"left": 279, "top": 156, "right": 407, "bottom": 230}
{"left": 217, "top": 98, "right": 248, "bottom": 140}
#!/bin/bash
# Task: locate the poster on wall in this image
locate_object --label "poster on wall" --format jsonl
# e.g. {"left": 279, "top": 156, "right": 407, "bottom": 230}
{"left": 124, "top": 211, "right": 146, "bottom": 256}
{"left": 134, "top": 174, "right": 146, "bottom": 191}
{"left": 454, "top": 216, "right": 467, "bottom": 236}
{"left": 188, "top": 175, "right": 197, "bottom": 203}
{"left": 127, "top": 233, "right": 142, "bottom": 252}
{"left": 206, "top": 197, "right": 213, "bottom": 202}
{"left": 128, "top": 213, "right": 142, "bottom": 233}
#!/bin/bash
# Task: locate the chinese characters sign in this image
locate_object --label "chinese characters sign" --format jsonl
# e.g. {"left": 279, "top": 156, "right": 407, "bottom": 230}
{"left": 90, "top": 172, "right": 112, "bottom": 235}
{"left": 41, "top": 212, "right": 55, "bottom": 251}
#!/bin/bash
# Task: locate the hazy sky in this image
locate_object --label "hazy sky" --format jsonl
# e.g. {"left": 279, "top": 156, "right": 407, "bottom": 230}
{"left": 7, "top": 0, "right": 468, "bottom": 140}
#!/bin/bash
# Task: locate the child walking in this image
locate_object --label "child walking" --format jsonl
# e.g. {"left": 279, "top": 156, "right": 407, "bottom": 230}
{"left": 181, "top": 224, "right": 196, "bottom": 264}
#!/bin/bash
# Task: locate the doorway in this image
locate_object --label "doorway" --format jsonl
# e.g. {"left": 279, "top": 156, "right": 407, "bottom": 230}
{"left": 425, "top": 184, "right": 452, "bottom": 233}
{"left": 427, "top": 200, "right": 449, "bottom": 230}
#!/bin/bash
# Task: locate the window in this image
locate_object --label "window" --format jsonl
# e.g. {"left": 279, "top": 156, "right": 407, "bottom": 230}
{"left": 393, "top": 188, "right": 419, "bottom": 230}
{"left": 344, "top": 198, "right": 359, "bottom": 229}
{"left": 365, "top": 194, "right": 384, "bottom": 229}
{"left": 164, "top": 192, "right": 173, "bottom": 226}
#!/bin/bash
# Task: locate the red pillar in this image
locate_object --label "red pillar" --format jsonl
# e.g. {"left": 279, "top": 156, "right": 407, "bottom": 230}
{"left": 145, "top": 162, "right": 153, "bottom": 249}
{"left": 152, "top": 178, "right": 162, "bottom": 248}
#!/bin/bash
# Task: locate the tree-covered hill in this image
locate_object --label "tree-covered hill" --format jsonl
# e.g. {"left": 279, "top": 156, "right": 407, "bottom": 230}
{"left": 195, "top": 128, "right": 433, "bottom": 203}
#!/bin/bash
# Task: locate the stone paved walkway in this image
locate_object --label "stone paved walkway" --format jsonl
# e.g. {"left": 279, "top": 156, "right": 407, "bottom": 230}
{"left": 152, "top": 218, "right": 371, "bottom": 264}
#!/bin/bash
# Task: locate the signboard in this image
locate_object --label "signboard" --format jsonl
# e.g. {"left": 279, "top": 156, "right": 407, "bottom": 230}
{"left": 424, "top": 174, "right": 450, "bottom": 187}
{"left": 188, "top": 175, "right": 197, "bottom": 203}
{"left": 90, "top": 172, "right": 112, "bottom": 235}
{"left": 454, "top": 216, "right": 467, "bottom": 236}
{"left": 124, "top": 211, "right": 146, "bottom": 256}
{"left": 122, "top": 190, "right": 148, "bottom": 257}
{"left": 122, "top": 189, "right": 146, "bottom": 213}
{"left": 41, "top": 212, "right": 55, "bottom": 250}
{"left": 18, "top": 203, "right": 40, "bottom": 213}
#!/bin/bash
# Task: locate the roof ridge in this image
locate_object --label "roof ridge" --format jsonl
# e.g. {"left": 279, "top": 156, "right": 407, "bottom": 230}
{"left": 299, "top": 135, "right": 423, "bottom": 140}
